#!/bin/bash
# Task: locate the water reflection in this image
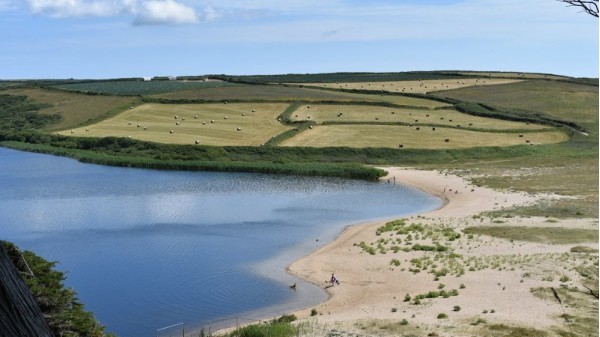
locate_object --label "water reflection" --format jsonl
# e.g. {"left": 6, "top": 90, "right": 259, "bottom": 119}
{"left": 0, "top": 148, "right": 442, "bottom": 337}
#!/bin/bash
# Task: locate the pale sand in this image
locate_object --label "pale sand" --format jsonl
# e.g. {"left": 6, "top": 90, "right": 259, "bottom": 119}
{"left": 287, "top": 167, "right": 597, "bottom": 335}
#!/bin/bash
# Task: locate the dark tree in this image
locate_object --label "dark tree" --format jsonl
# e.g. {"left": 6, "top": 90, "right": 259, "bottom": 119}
{"left": 558, "top": 0, "right": 599, "bottom": 17}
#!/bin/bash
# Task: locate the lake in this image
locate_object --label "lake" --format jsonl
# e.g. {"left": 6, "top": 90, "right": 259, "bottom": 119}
{"left": 0, "top": 147, "right": 442, "bottom": 337}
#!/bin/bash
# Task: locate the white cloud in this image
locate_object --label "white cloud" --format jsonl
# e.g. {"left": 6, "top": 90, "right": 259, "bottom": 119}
{"left": 27, "top": 0, "right": 126, "bottom": 17}
{"left": 133, "top": 0, "right": 198, "bottom": 25}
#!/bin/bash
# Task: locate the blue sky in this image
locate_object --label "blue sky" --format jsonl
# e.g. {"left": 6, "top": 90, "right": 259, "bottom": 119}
{"left": 0, "top": 0, "right": 597, "bottom": 79}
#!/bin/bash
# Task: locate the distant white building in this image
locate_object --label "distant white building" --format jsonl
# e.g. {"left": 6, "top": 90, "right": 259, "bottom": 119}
{"left": 168, "top": 76, "right": 177, "bottom": 81}
{"left": 142, "top": 77, "right": 152, "bottom": 81}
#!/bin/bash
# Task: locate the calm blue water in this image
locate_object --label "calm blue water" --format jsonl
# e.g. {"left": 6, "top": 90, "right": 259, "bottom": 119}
{"left": 0, "top": 147, "right": 442, "bottom": 337}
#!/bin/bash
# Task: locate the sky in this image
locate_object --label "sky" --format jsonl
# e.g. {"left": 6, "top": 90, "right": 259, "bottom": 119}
{"left": 0, "top": 0, "right": 598, "bottom": 79}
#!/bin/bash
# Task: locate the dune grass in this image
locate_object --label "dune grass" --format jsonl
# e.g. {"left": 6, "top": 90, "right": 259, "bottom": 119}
{"left": 463, "top": 226, "right": 598, "bottom": 244}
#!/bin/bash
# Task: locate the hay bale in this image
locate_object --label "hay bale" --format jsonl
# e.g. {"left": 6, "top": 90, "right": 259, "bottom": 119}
{"left": 415, "top": 127, "right": 420, "bottom": 130}
{"left": 143, "top": 127, "right": 147, "bottom": 130}
{"left": 211, "top": 120, "right": 215, "bottom": 123}
{"left": 432, "top": 127, "right": 436, "bottom": 131}
{"left": 456, "top": 124, "right": 461, "bottom": 127}
{"left": 85, "top": 129, "right": 89, "bottom": 131}
{"left": 398, "top": 144, "right": 404, "bottom": 148}
{"left": 182, "top": 118, "right": 186, "bottom": 121}
{"left": 242, "top": 113, "right": 246, "bottom": 116}
{"left": 128, "top": 122, "right": 132, "bottom": 125}
{"left": 251, "top": 109, "right": 256, "bottom": 112}
{"left": 176, "top": 122, "right": 180, "bottom": 125}
{"left": 426, "top": 114, "right": 429, "bottom": 117}
{"left": 391, "top": 111, "right": 395, "bottom": 114}
{"left": 194, "top": 115, "right": 198, "bottom": 119}
{"left": 202, "top": 122, "right": 206, "bottom": 125}
{"left": 526, "top": 139, "right": 531, "bottom": 143}
{"left": 137, "top": 124, "right": 141, "bottom": 127}
{"left": 237, "top": 127, "right": 242, "bottom": 131}
{"left": 445, "top": 138, "right": 450, "bottom": 142}
{"left": 169, "top": 130, "right": 174, "bottom": 134}
{"left": 195, "top": 140, "right": 200, "bottom": 144}
{"left": 224, "top": 116, "right": 228, "bottom": 120}
{"left": 309, "top": 125, "right": 313, "bottom": 129}
{"left": 375, "top": 117, "right": 379, "bottom": 121}
{"left": 449, "top": 119, "right": 453, "bottom": 122}
{"left": 70, "top": 130, "right": 74, "bottom": 134}
{"left": 174, "top": 116, "right": 178, "bottom": 119}
{"left": 519, "top": 134, "right": 523, "bottom": 137}
{"left": 415, "top": 119, "right": 418, "bottom": 122}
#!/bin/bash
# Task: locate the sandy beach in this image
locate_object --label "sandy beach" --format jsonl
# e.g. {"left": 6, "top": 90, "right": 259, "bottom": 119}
{"left": 287, "top": 167, "right": 598, "bottom": 336}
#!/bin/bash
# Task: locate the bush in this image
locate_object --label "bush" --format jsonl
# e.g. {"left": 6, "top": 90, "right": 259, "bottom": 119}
{"left": 437, "top": 313, "right": 448, "bottom": 319}
{"left": 310, "top": 308, "right": 318, "bottom": 316}
{"left": 453, "top": 305, "right": 461, "bottom": 312}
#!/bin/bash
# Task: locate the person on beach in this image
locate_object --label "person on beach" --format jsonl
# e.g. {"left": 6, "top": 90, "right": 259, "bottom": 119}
{"left": 331, "top": 273, "right": 337, "bottom": 285}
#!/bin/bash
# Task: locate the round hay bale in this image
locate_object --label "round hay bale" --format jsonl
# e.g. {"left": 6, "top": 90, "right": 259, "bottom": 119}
{"left": 277, "top": 118, "right": 281, "bottom": 121}
{"left": 519, "top": 134, "right": 523, "bottom": 137}
{"left": 526, "top": 139, "right": 531, "bottom": 143}
{"left": 307, "top": 105, "right": 311, "bottom": 108}
{"left": 468, "top": 123, "right": 473, "bottom": 126}
{"left": 70, "top": 130, "right": 74, "bottom": 134}
{"left": 194, "top": 115, "right": 198, "bottom": 119}
{"left": 375, "top": 117, "right": 379, "bottom": 121}
{"left": 242, "top": 113, "right": 246, "bottom": 116}
{"left": 251, "top": 109, "right": 256, "bottom": 112}
{"left": 127, "top": 136, "right": 131, "bottom": 138}
{"left": 195, "top": 140, "right": 200, "bottom": 144}
{"left": 176, "top": 122, "right": 180, "bottom": 125}
{"left": 174, "top": 116, "right": 178, "bottom": 119}
{"left": 426, "top": 114, "right": 429, "bottom": 117}
{"left": 440, "top": 117, "right": 444, "bottom": 120}
{"left": 237, "top": 127, "right": 242, "bottom": 131}
{"left": 85, "top": 129, "right": 89, "bottom": 131}
{"left": 137, "top": 124, "right": 141, "bottom": 127}
{"left": 211, "top": 120, "right": 215, "bottom": 123}
{"left": 224, "top": 100, "right": 228, "bottom": 104}
{"left": 295, "top": 115, "right": 298, "bottom": 118}
{"left": 182, "top": 118, "right": 186, "bottom": 121}
{"left": 224, "top": 116, "right": 228, "bottom": 120}
{"left": 449, "top": 119, "right": 453, "bottom": 122}
{"left": 143, "top": 127, "right": 147, "bottom": 130}
{"left": 456, "top": 124, "right": 461, "bottom": 127}
{"left": 307, "top": 116, "right": 311, "bottom": 119}
{"left": 309, "top": 125, "right": 313, "bottom": 129}
{"left": 415, "top": 127, "right": 420, "bottom": 130}
{"left": 391, "top": 111, "right": 395, "bottom": 114}
{"left": 128, "top": 122, "right": 132, "bottom": 125}
{"left": 202, "top": 122, "right": 206, "bottom": 125}
{"left": 169, "top": 130, "right": 174, "bottom": 134}
{"left": 415, "top": 119, "right": 419, "bottom": 122}
{"left": 445, "top": 138, "right": 450, "bottom": 142}
{"left": 432, "top": 127, "right": 436, "bottom": 131}
{"left": 398, "top": 144, "right": 404, "bottom": 148}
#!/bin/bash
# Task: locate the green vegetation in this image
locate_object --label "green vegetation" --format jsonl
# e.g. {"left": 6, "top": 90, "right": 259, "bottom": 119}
{"left": 52, "top": 80, "right": 241, "bottom": 95}
{"left": 437, "top": 313, "right": 448, "bottom": 319}
{"left": 484, "top": 324, "right": 548, "bottom": 337}
{"left": 2, "top": 241, "right": 113, "bottom": 337}
{"left": 463, "top": 226, "right": 598, "bottom": 244}
{"left": 0, "top": 94, "right": 58, "bottom": 129}
{"left": 229, "top": 321, "right": 296, "bottom": 337}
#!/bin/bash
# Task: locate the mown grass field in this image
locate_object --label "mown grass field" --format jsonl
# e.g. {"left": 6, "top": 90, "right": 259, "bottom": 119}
{"left": 148, "top": 84, "right": 450, "bottom": 108}
{"left": 61, "top": 103, "right": 292, "bottom": 146}
{"left": 4, "top": 88, "right": 139, "bottom": 130}
{"left": 300, "top": 78, "right": 522, "bottom": 94}
{"left": 290, "top": 104, "right": 549, "bottom": 131}
{"left": 52, "top": 80, "right": 241, "bottom": 95}
{"left": 278, "top": 124, "right": 567, "bottom": 149}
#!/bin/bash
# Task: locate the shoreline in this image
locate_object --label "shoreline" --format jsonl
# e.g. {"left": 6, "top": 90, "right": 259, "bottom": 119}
{"left": 284, "top": 166, "right": 589, "bottom": 332}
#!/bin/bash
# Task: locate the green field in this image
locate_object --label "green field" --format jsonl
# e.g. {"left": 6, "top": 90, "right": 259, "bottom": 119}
{"left": 4, "top": 88, "right": 139, "bottom": 130}
{"left": 62, "top": 103, "right": 292, "bottom": 146}
{"left": 52, "top": 80, "right": 242, "bottom": 95}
